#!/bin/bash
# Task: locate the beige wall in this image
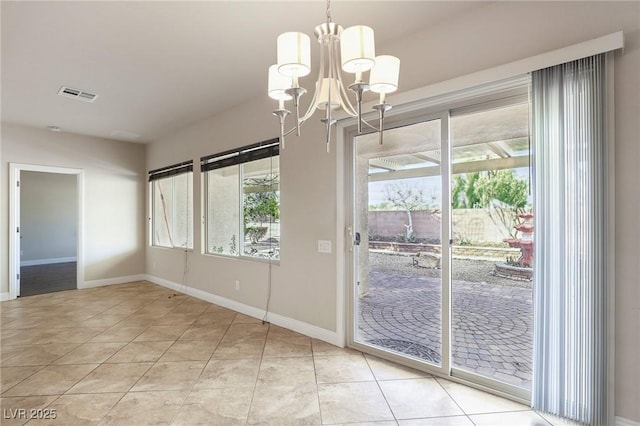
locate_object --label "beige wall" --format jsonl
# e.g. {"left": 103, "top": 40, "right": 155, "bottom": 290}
{"left": 1, "top": 123, "right": 147, "bottom": 287}
{"left": 147, "top": 100, "right": 338, "bottom": 331}
{"left": 20, "top": 171, "right": 77, "bottom": 263}
{"left": 147, "top": 2, "right": 639, "bottom": 420}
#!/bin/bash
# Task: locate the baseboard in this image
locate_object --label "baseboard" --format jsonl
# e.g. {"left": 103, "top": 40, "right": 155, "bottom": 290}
{"left": 80, "top": 274, "right": 147, "bottom": 289}
{"left": 0, "top": 292, "right": 9, "bottom": 302}
{"left": 617, "top": 416, "right": 640, "bottom": 426}
{"left": 144, "top": 274, "right": 342, "bottom": 347}
{"left": 20, "top": 257, "right": 77, "bottom": 267}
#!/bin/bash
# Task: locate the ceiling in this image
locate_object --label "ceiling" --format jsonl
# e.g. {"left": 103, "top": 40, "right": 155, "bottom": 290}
{"left": 1, "top": 1, "right": 485, "bottom": 143}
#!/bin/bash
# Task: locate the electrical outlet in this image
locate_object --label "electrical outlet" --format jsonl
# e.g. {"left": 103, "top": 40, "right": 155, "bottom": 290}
{"left": 234, "top": 280, "right": 240, "bottom": 291}
{"left": 318, "top": 240, "right": 332, "bottom": 253}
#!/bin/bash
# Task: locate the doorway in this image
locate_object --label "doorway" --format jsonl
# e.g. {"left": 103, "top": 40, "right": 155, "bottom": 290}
{"left": 9, "top": 164, "right": 84, "bottom": 299}
{"left": 346, "top": 88, "right": 533, "bottom": 401}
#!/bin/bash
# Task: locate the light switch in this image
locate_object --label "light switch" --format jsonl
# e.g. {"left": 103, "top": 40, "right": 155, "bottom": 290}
{"left": 317, "top": 240, "right": 332, "bottom": 254}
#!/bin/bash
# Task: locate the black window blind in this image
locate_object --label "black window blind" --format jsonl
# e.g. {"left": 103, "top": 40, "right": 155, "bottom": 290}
{"left": 148, "top": 160, "right": 193, "bottom": 182}
{"left": 201, "top": 138, "right": 279, "bottom": 172}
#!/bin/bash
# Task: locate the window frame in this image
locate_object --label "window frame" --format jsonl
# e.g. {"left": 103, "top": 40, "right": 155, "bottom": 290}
{"left": 148, "top": 160, "right": 194, "bottom": 250}
{"left": 201, "top": 139, "right": 280, "bottom": 262}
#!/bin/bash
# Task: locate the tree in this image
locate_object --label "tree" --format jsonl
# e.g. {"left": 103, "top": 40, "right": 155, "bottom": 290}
{"left": 475, "top": 170, "right": 528, "bottom": 211}
{"left": 452, "top": 172, "right": 483, "bottom": 209}
{"left": 243, "top": 174, "right": 279, "bottom": 244}
{"left": 477, "top": 170, "right": 528, "bottom": 238}
{"left": 384, "top": 182, "right": 431, "bottom": 241}
{"left": 243, "top": 174, "right": 280, "bottom": 226}
{"left": 451, "top": 170, "right": 529, "bottom": 238}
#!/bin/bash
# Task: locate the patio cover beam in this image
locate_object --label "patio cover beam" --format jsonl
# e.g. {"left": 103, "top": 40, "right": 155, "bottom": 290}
{"left": 368, "top": 155, "right": 530, "bottom": 182}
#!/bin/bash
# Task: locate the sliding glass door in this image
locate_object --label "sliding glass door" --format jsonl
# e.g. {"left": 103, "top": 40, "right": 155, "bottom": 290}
{"left": 347, "top": 88, "right": 532, "bottom": 399}
{"left": 449, "top": 100, "right": 533, "bottom": 395}
{"left": 352, "top": 115, "right": 448, "bottom": 373}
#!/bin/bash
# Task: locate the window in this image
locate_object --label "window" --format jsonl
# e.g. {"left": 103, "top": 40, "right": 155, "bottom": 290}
{"left": 149, "top": 161, "right": 193, "bottom": 249}
{"left": 202, "top": 139, "right": 280, "bottom": 259}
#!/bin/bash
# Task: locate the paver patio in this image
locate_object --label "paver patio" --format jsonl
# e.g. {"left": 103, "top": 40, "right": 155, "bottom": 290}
{"left": 357, "top": 270, "right": 533, "bottom": 389}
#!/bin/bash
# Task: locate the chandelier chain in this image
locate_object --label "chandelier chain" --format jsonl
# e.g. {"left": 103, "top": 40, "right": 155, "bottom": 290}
{"left": 326, "top": 0, "right": 332, "bottom": 23}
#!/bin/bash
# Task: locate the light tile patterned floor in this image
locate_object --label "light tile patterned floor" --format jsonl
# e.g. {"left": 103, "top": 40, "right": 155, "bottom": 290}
{"left": 0, "top": 281, "right": 570, "bottom": 425}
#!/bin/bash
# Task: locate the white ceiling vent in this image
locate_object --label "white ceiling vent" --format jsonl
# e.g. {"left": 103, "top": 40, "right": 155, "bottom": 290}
{"left": 57, "top": 86, "right": 98, "bottom": 103}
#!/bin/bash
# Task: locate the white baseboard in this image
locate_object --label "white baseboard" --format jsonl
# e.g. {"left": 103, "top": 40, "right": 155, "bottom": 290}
{"left": 80, "top": 274, "right": 147, "bottom": 289}
{"left": 20, "top": 257, "right": 77, "bottom": 267}
{"left": 0, "top": 292, "right": 10, "bottom": 302}
{"left": 617, "top": 416, "right": 640, "bottom": 426}
{"left": 144, "top": 274, "right": 342, "bottom": 347}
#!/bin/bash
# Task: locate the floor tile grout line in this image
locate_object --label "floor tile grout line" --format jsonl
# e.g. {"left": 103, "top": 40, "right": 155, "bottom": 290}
{"left": 363, "top": 353, "right": 400, "bottom": 425}
{"left": 433, "top": 376, "right": 554, "bottom": 425}
{"left": 433, "top": 375, "right": 477, "bottom": 425}
{"left": 310, "top": 340, "right": 326, "bottom": 426}
{"left": 0, "top": 364, "right": 47, "bottom": 395}
{"left": 244, "top": 320, "right": 270, "bottom": 426}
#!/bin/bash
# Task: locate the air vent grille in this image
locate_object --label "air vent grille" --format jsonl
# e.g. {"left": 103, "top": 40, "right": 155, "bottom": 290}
{"left": 58, "top": 86, "right": 98, "bottom": 102}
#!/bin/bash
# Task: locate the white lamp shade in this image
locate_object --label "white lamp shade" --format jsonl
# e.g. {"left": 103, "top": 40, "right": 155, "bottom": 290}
{"left": 315, "top": 78, "right": 341, "bottom": 110}
{"left": 268, "top": 65, "right": 292, "bottom": 101}
{"left": 277, "top": 32, "right": 311, "bottom": 78}
{"left": 369, "top": 55, "right": 400, "bottom": 94}
{"left": 341, "top": 25, "right": 375, "bottom": 73}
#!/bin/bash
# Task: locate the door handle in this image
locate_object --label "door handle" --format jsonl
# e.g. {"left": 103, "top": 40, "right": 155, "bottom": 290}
{"left": 354, "top": 232, "right": 361, "bottom": 246}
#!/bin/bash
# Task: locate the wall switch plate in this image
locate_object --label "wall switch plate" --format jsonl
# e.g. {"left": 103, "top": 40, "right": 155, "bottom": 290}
{"left": 317, "top": 240, "right": 332, "bottom": 254}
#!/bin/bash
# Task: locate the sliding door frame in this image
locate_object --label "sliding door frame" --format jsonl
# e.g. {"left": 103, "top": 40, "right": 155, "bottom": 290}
{"left": 339, "top": 77, "right": 533, "bottom": 404}
{"left": 344, "top": 110, "right": 452, "bottom": 379}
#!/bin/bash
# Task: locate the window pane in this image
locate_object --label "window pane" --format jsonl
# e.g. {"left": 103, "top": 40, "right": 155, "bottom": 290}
{"left": 207, "top": 165, "right": 240, "bottom": 255}
{"left": 450, "top": 102, "right": 533, "bottom": 390}
{"left": 172, "top": 173, "right": 193, "bottom": 249}
{"left": 152, "top": 173, "right": 193, "bottom": 249}
{"left": 242, "top": 156, "right": 280, "bottom": 259}
{"left": 153, "top": 177, "right": 173, "bottom": 248}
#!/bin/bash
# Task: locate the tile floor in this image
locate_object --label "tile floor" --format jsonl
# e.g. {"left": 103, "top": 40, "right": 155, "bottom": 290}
{"left": 0, "top": 281, "right": 576, "bottom": 425}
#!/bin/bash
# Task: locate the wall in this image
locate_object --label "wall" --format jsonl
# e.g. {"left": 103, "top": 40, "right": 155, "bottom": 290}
{"left": 147, "top": 100, "right": 338, "bottom": 333}
{"left": 146, "top": 1, "right": 638, "bottom": 421}
{"left": 1, "top": 123, "right": 147, "bottom": 290}
{"left": 20, "top": 171, "right": 77, "bottom": 264}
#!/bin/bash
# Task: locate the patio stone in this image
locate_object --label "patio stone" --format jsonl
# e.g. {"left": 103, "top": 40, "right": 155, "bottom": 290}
{"left": 357, "top": 269, "right": 532, "bottom": 389}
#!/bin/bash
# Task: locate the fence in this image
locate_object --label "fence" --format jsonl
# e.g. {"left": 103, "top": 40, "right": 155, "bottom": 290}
{"left": 368, "top": 209, "right": 511, "bottom": 243}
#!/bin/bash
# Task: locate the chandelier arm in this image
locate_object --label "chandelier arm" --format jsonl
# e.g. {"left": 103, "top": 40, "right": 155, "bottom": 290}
{"left": 300, "top": 39, "right": 326, "bottom": 122}
{"left": 331, "top": 48, "right": 358, "bottom": 117}
{"left": 359, "top": 116, "right": 380, "bottom": 132}
{"left": 282, "top": 118, "right": 309, "bottom": 138}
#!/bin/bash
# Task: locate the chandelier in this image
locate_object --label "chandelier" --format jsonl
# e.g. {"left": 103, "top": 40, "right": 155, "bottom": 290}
{"left": 268, "top": 0, "right": 400, "bottom": 151}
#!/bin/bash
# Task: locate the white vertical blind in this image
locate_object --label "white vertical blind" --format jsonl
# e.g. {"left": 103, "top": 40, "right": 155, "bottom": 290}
{"left": 531, "top": 54, "right": 608, "bottom": 425}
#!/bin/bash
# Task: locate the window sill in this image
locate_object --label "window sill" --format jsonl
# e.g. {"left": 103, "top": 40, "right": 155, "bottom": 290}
{"left": 203, "top": 251, "right": 280, "bottom": 266}
{"left": 150, "top": 245, "right": 194, "bottom": 253}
